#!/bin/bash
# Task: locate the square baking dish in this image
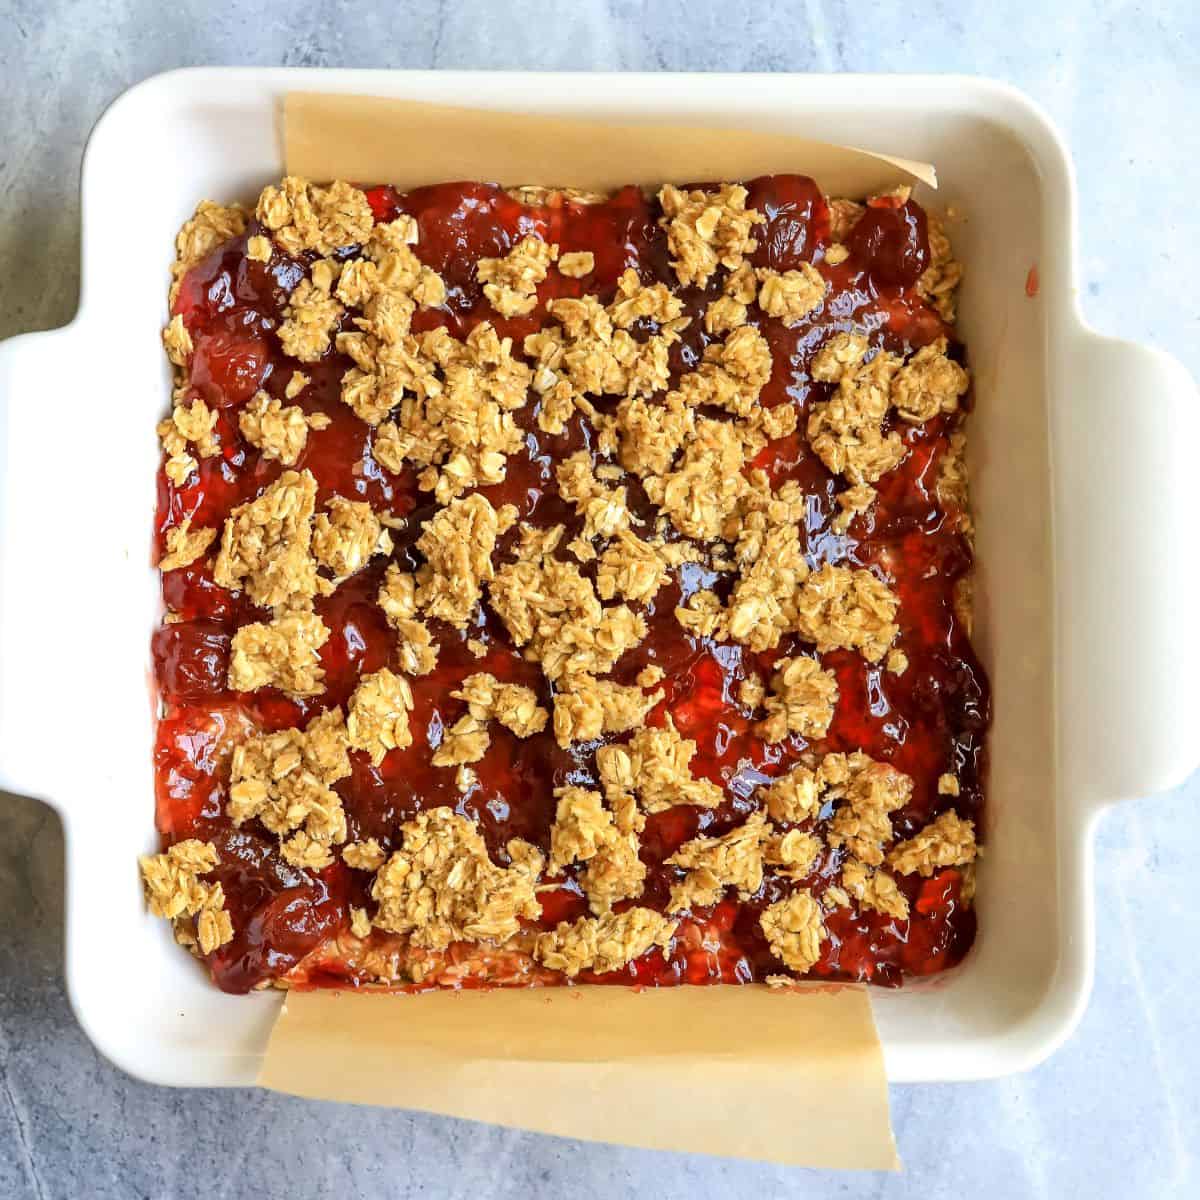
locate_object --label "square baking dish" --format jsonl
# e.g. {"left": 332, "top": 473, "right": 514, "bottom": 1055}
{"left": 1, "top": 68, "right": 1196, "bottom": 1087}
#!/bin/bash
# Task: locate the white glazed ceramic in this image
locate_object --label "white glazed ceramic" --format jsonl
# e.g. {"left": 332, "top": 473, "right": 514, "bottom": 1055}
{"left": 1, "top": 69, "right": 1197, "bottom": 1088}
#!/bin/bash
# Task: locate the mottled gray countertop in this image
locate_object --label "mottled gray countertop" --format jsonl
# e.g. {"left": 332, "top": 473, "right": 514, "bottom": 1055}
{"left": 2, "top": 2, "right": 1198, "bottom": 1197}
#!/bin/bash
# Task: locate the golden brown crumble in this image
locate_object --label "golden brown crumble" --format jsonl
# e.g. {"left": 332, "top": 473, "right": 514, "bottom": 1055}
{"left": 239, "top": 391, "right": 330, "bottom": 466}
{"left": 613, "top": 392, "right": 695, "bottom": 478}
{"left": 285, "top": 370, "right": 310, "bottom": 399}
{"left": 595, "top": 530, "right": 669, "bottom": 603}
{"left": 823, "top": 242, "right": 850, "bottom": 266}
{"left": 886, "top": 648, "right": 910, "bottom": 676}
{"left": 453, "top": 672, "right": 549, "bottom": 739}
{"left": 607, "top": 268, "right": 687, "bottom": 329}
{"left": 759, "top": 764, "right": 822, "bottom": 824}
{"left": 159, "top": 520, "right": 217, "bottom": 572}
{"left": 431, "top": 712, "right": 491, "bottom": 767}
{"left": 477, "top": 235, "right": 558, "bottom": 317}
{"left": 658, "top": 183, "right": 763, "bottom": 288}
{"left": 556, "top": 449, "right": 631, "bottom": 543}
{"left": 666, "top": 810, "right": 770, "bottom": 912}
{"left": 756, "top": 264, "right": 827, "bottom": 326}
{"left": 757, "top": 655, "right": 840, "bottom": 743}
{"left": 377, "top": 565, "right": 439, "bottom": 676}
{"left": 368, "top": 324, "right": 531, "bottom": 502}
{"left": 646, "top": 416, "right": 749, "bottom": 541}
{"left": 162, "top": 313, "right": 193, "bottom": 367}
{"left": 139, "top": 839, "right": 235, "bottom": 955}
{"left": 227, "top": 606, "right": 329, "bottom": 696}
{"left": 765, "top": 828, "right": 822, "bottom": 880}
{"left": 827, "top": 198, "right": 864, "bottom": 242}
{"left": 347, "top": 668, "right": 415, "bottom": 765}
{"left": 917, "top": 214, "right": 964, "bottom": 322}
{"left": 938, "top": 773, "right": 961, "bottom": 796}
{"left": 547, "top": 788, "right": 648, "bottom": 913}
{"left": 533, "top": 907, "right": 676, "bottom": 977}
{"left": 489, "top": 527, "right": 647, "bottom": 682}
{"left": 831, "top": 482, "right": 876, "bottom": 535}
{"left": 596, "top": 716, "right": 723, "bottom": 812}
{"left": 552, "top": 675, "right": 662, "bottom": 746}
{"left": 794, "top": 562, "right": 899, "bottom": 663}
{"left": 228, "top": 709, "right": 351, "bottom": 870}
{"left": 841, "top": 858, "right": 909, "bottom": 920}
{"left": 277, "top": 278, "right": 344, "bottom": 362}
{"left": 415, "top": 492, "right": 504, "bottom": 628}
{"left": 558, "top": 250, "right": 595, "bottom": 278}
{"left": 169, "top": 200, "right": 247, "bottom": 305}
{"left": 213, "top": 469, "right": 319, "bottom": 609}
{"left": 636, "top": 664, "right": 665, "bottom": 688}
{"left": 350, "top": 906, "right": 373, "bottom": 939}
{"left": 342, "top": 838, "right": 387, "bottom": 872}
{"left": 256, "top": 177, "right": 374, "bottom": 257}
{"left": 809, "top": 331, "right": 970, "bottom": 488}
{"left": 891, "top": 338, "right": 969, "bottom": 423}
{"left": 158, "top": 396, "right": 219, "bottom": 485}
{"left": 760, "top": 891, "right": 827, "bottom": 974}
{"left": 887, "top": 810, "right": 977, "bottom": 877}
{"left": 807, "top": 335, "right": 905, "bottom": 485}
{"left": 824, "top": 752, "right": 913, "bottom": 867}
{"left": 312, "top": 497, "right": 392, "bottom": 579}
{"left": 246, "top": 234, "right": 272, "bottom": 263}
{"left": 737, "top": 672, "right": 766, "bottom": 711}
{"left": 370, "top": 808, "right": 543, "bottom": 949}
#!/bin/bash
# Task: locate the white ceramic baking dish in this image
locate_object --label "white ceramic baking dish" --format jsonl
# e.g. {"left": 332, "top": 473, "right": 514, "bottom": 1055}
{"left": 1, "top": 68, "right": 1197, "bottom": 1088}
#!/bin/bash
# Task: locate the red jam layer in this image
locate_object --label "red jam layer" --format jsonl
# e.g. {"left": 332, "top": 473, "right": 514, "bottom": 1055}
{"left": 154, "top": 176, "right": 989, "bottom": 994}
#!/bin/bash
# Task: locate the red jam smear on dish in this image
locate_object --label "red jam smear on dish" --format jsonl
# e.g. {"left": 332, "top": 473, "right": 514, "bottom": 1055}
{"left": 154, "top": 176, "right": 988, "bottom": 994}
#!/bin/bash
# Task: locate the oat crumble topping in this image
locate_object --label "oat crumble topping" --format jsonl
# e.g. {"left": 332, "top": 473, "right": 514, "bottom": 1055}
{"left": 756, "top": 264, "right": 828, "bottom": 326}
{"left": 887, "top": 810, "right": 977, "bottom": 877}
{"left": 658, "top": 183, "right": 763, "bottom": 288}
{"left": 159, "top": 520, "right": 217, "bottom": 572}
{"left": 347, "top": 668, "right": 415, "bottom": 765}
{"left": 557, "top": 250, "right": 595, "bottom": 278}
{"left": 552, "top": 675, "right": 662, "bottom": 746}
{"left": 256, "top": 177, "right": 374, "bottom": 257}
{"left": 228, "top": 708, "right": 351, "bottom": 869}
{"left": 239, "top": 391, "right": 330, "bottom": 465}
{"left": 757, "top": 655, "right": 840, "bottom": 743}
{"left": 370, "top": 808, "right": 543, "bottom": 949}
{"left": 453, "top": 672, "right": 549, "bottom": 739}
{"left": 841, "top": 858, "right": 910, "bottom": 920}
{"left": 597, "top": 716, "right": 723, "bottom": 813}
{"left": 534, "top": 907, "right": 677, "bottom": 977}
{"left": 477, "top": 235, "right": 558, "bottom": 317}
{"left": 227, "top": 606, "right": 330, "bottom": 696}
{"left": 760, "top": 891, "right": 827, "bottom": 974}
{"left": 169, "top": 200, "right": 247, "bottom": 306}
{"left": 794, "top": 562, "right": 899, "bottom": 663}
{"left": 342, "top": 838, "right": 387, "bottom": 872}
{"left": 312, "top": 496, "right": 392, "bottom": 580}
{"left": 666, "top": 810, "right": 770, "bottom": 912}
{"left": 824, "top": 752, "right": 913, "bottom": 867}
{"left": 213, "top": 469, "right": 319, "bottom": 609}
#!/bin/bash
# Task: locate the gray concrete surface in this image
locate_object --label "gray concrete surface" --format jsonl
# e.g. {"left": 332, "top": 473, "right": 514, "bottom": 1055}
{"left": 1, "top": 2, "right": 1198, "bottom": 1196}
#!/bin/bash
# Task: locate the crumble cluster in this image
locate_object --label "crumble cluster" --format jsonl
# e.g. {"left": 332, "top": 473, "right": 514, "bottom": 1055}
{"left": 149, "top": 177, "right": 977, "bottom": 983}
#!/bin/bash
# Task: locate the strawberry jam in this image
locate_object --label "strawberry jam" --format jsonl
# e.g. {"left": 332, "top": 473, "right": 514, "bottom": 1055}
{"left": 153, "top": 177, "right": 988, "bottom": 994}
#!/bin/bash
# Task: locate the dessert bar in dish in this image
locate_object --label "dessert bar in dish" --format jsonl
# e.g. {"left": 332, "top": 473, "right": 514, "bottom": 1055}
{"left": 142, "top": 170, "right": 989, "bottom": 994}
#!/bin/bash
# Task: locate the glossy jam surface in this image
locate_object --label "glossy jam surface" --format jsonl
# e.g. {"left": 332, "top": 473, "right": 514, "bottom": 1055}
{"left": 155, "top": 177, "right": 988, "bottom": 994}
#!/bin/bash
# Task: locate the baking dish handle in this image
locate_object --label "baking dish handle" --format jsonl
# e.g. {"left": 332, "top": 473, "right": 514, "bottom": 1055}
{"left": 1060, "top": 330, "right": 1200, "bottom": 806}
{"left": 0, "top": 328, "right": 72, "bottom": 804}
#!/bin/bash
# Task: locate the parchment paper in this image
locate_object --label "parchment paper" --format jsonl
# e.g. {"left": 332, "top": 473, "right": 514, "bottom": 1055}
{"left": 284, "top": 92, "right": 936, "bottom": 195}
{"left": 261, "top": 92, "right": 916, "bottom": 1170}
{"left": 261, "top": 985, "right": 896, "bottom": 1169}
